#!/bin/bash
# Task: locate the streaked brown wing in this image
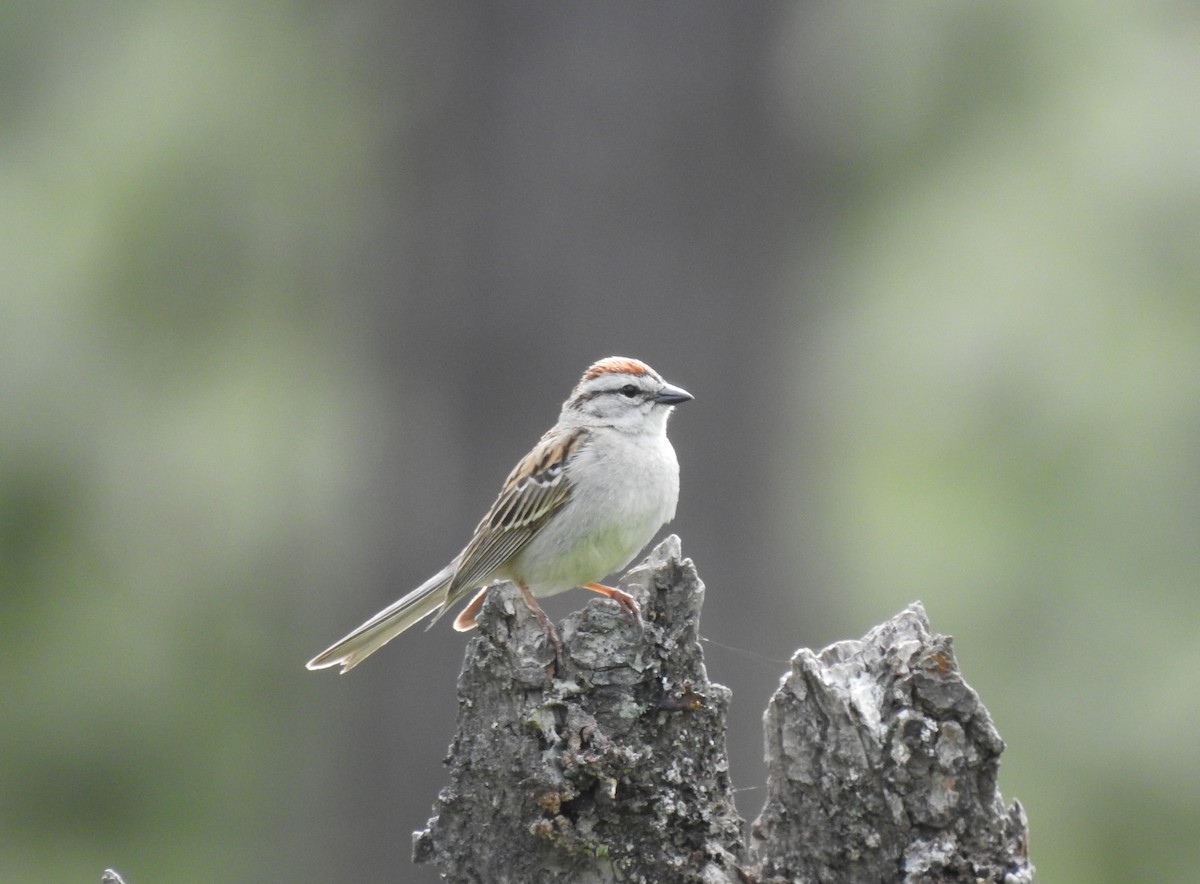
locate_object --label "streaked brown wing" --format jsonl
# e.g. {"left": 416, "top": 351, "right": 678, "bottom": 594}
{"left": 445, "top": 425, "right": 587, "bottom": 597}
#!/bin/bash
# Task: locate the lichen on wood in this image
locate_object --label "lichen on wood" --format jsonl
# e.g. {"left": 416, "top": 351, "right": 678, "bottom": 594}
{"left": 750, "top": 602, "right": 1034, "bottom": 884}
{"left": 414, "top": 541, "right": 1034, "bottom": 883}
{"left": 413, "top": 536, "right": 746, "bottom": 884}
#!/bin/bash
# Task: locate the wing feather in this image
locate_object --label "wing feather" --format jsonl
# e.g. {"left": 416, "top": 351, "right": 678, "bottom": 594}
{"left": 445, "top": 426, "right": 586, "bottom": 596}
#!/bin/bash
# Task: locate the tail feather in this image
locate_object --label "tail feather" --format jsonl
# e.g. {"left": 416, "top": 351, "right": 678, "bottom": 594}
{"left": 306, "top": 566, "right": 455, "bottom": 674}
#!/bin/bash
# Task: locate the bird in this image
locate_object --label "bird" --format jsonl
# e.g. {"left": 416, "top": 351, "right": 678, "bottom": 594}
{"left": 306, "top": 356, "right": 693, "bottom": 673}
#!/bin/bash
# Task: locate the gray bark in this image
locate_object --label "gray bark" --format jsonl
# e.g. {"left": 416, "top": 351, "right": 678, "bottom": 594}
{"left": 413, "top": 536, "right": 745, "bottom": 883}
{"left": 751, "top": 602, "right": 1034, "bottom": 884}
{"left": 415, "top": 539, "right": 1034, "bottom": 883}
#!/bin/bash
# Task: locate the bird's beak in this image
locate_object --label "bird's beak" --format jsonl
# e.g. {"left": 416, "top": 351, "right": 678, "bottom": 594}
{"left": 653, "top": 383, "right": 694, "bottom": 405}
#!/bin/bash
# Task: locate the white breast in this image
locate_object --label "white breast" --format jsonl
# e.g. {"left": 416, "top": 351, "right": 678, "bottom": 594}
{"left": 511, "top": 429, "right": 680, "bottom": 596}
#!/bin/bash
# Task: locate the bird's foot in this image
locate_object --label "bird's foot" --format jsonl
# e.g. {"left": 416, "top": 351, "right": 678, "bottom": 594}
{"left": 583, "top": 582, "right": 644, "bottom": 628}
{"left": 518, "top": 582, "right": 566, "bottom": 677}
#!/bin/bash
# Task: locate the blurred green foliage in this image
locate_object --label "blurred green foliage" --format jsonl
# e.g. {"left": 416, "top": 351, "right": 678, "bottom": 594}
{"left": 1, "top": 3, "right": 380, "bottom": 881}
{"left": 787, "top": 4, "right": 1200, "bottom": 882}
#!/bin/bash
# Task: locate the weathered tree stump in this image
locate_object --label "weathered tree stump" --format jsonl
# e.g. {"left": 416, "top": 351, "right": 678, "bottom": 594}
{"left": 413, "top": 536, "right": 745, "bottom": 883}
{"left": 751, "top": 602, "right": 1034, "bottom": 883}
{"left": 415, "top": 538, "right": 1034, "bottom": 883}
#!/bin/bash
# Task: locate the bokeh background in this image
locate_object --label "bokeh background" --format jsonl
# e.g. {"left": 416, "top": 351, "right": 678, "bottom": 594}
{"left": 3, "top": 2, "right": 1198, "bottom": 882}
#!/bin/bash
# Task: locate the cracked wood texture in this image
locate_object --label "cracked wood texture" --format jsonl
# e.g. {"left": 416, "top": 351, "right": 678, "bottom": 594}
{"left": 413, "top": 536, "right": 746, "bottom": 884}
{"left": 414, "top": 539, "right": 1034, "bottom": 883}
{"left": 751, "top": 602, "right": 1034, "bottom": 883}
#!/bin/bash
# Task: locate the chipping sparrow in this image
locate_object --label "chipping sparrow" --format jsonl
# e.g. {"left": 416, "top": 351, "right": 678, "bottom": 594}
{"left": 306, "top": 356, "right": 693, "bottom": 673}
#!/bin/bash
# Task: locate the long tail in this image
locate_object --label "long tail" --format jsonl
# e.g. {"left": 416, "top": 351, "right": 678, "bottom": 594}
{"left": 306, "top": 565, "right": 455, "bottom": 674}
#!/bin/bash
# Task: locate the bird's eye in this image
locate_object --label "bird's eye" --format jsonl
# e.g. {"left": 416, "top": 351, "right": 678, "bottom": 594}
{"left": 619, "top": 384, "right": 639, "bottom": 398}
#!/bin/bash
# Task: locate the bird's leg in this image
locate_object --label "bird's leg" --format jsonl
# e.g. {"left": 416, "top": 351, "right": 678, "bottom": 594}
{"left": 518, "top": 582, "right": 565, "bottom": 674}
{"left": 452, "top": 586, "right": 490, "bottom": 632}
{"left": 583, "top": 581, "right": 643, "bottom": 625}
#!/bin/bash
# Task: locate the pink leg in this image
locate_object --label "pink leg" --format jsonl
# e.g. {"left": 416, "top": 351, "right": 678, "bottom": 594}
{"left": 452, "top": 586, "right": 491, "bottom": 632}
{"left": 583, "top": 582, "right": 642, "bottom": 623}
{"left": 518, "top": 582, "right": 565, "bottom": 672}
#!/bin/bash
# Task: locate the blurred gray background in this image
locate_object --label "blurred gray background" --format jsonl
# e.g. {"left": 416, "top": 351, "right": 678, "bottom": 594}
{"left": 3, "top": 2, "right": 1198, "bottom": 882}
